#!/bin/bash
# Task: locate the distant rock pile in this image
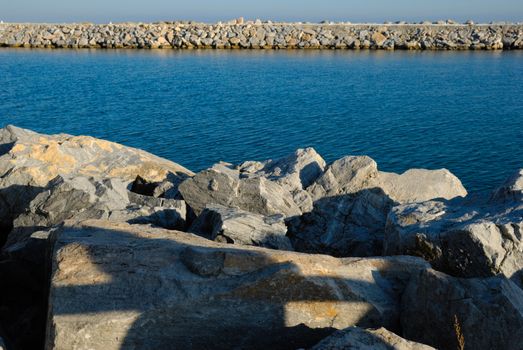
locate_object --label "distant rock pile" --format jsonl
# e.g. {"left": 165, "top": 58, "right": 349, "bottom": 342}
{"left": 0, "top": 22, "right": 522, "bottom": 50}
{"left": 0, "top": 125, "right": 522, "bottom": 349}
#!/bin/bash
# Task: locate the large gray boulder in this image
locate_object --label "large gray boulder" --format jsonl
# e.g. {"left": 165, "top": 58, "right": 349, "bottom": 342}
{"left": 178, "top": 163, "right": 301, "bottom": 217}
{"left": 306, "top": 155, "right": 467, "bottom": 203}
{"left": 311, "top": 327, "right": 435, "bottom": 350}
{"left": 46, "top": 219, "right": 430, "bottom": 350}
{"left": 385, "top": 170, "right": 523, "bottom": 287}
{"left": 5, "top": 175, "right": 187, "bottom": 249}
{"left": 189, "top": 204, "right": 292, "bottom": 250}
{"left": 307, "top": 156, "right": 379, "bottom": 201}
{"left": 401, "top": 268, "right": 523, "bottom": 350}
{"left": 237, "top": 148, "right": 326, "bottom": 212}
{"left": 288, "top": 155, "right": 467, "bottom": 257}
{"left": 288, "top": 188, "right": 394, "bottom": 257}
{"left": 0, "top": 125, "right": 192, "bottom": 238}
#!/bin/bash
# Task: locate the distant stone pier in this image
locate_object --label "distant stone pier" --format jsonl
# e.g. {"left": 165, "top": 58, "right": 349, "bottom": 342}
{"left": 0, "top": 21, "right": 522, "bottom": 50}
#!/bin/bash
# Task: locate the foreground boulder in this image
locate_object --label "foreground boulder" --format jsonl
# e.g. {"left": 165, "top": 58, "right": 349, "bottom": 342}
{"left": 46, "top": 220, "right": 429, "bottom": 350}
{"left": 385, "top": 169, "right": 523, "bottom": 287}
{"left": 189, "top": 204, "right": 292, "bottom": 250}
{"left": 179, "top": 163, "right": 302, "bottom": 217}
{"left": 0, "top": 125, "right": 192, "bottom": 242}
{"left": 311, "top": 327, "right": 435, "bottom": 350}
{"left": 401, "top": 268, "right": 523, "bottom": 350}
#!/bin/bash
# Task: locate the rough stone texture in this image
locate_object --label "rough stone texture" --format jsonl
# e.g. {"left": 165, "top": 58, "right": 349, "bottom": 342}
{"left": 189, "top": 204, "right": 292, "bottom": 250}
{"left": 0, "top": 125, "right": 192, "bottom": 239}
{"left": 0, "top": 22, "right": 522, "bottom": 50}
{"left": 46, "top": 219, "right": 430, "bottom": 350}
{"left": 237, "top": 148, "right": 326, "bottom": 212}
{"left": 290, "top": 156, "right": 466, "bottom": 257}
{"left": 307, "top": 156, "right": 379, "bottom": 201}
{"left": 178, "top": 163, "right": 301, "bottom": 217}
{"left": 401, "top": 268, "right": 523, "bottom": 350}
{"left": 4, "top": 175, "right": 187, "bottom": 250}
{"left": 385, "top": 170, "right": 523, "bottom": 287}
{"left": 288, "top": 189, "right": 394, "bottom": 257}
{"left": 377, "top": 169, "right": 467, "bottom": 203}
{"left": 237, "top": 147, "right": 326, "bottom": 192}
{"left": 311, "top": 327, "right": 435, "bottom": 350}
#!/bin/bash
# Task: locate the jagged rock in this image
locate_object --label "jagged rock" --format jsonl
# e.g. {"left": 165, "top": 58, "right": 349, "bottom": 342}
{"left": 311, "top": 327, "right": 435, "bottom": 350}
{"left": 0, "top": 125, "right": 192, "bottom": 239}
{"left": 179, "top": 163, "right": 301, "bottom": 217}
{"left": 401, "top": 268, "right": 523, "bottom": 350}
{"left": 384, "top": 170, "right": 523, "bottom": 287}
{"left": 189, "top": 204, "right": 292, "bottom": 250}
{"left": 307, "top": 156, "right": 466, "bottom": 204}
{"left": 307, "top": 156, "right": 379, "bottom": 201}
{"left": 5, "top": 175, "right": 187, "bottom": 249}
{"left": 491, "top": 169, "right": 523, "bottom": 202}
{"left": 288, "top": 188, "right": 394, "bottom": 257}
{"left": 46, "top": 219, "right": 430, "bottom": 350}
{"left": 237, "top": 148, "right": 326, "bottom": 212}
{"left": 290, "top": 155, "right": 466, "bottom": 257}
{"left": 237, "top": 147, "right": 326, "bottom": 192}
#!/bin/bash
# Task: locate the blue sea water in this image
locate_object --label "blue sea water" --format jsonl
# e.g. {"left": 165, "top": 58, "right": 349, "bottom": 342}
{"left": 0, "top": 48, "right": 522, "bottom": 193}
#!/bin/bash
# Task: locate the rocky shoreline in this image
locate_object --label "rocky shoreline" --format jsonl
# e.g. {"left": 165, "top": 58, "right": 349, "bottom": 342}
{"left": 1, "top": 21, "right": 523, "bottom": 50}
{"left": 0, "top": 125, "right": 522, "bottom": 349}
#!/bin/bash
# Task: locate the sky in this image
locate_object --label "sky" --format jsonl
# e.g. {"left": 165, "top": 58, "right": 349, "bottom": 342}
{"left": 1, "top": 0, "right": 522, "bottom": 24}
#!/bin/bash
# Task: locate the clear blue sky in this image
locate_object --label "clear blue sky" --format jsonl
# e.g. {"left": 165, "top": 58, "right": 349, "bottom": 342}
{"left": 2, "top": 0, "right": 522, "bottom": 23}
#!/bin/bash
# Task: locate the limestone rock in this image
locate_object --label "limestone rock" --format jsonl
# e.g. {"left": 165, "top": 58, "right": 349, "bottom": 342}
{"left": 288, "top": 188, "right": 394, "bottom": 257}
{"left": 307, "top": 155, "right": 466, "bottom": 204}
{"left": 312, "top": 327, "right": 435, "bottom": 350}
{"left": 377, "top": 169, "right": 467, "bottom": 203}
{"left": 401, "top": 268, "right": 523, "bottom": 350}
{"left": 46, "top": 219, "right": 430, "bottom": 350}
{"left": 384, "top": 171, "right": 523, "bottom": 287}
{"left": 189, "top": 204, "right": 292, "bottom": 250}
{"left": 237, "top": 147, "right": 326, "bottom": 193}
{"left": 237, "top": 148, "right": 326, "bottom": 212}
{"left": 491, "top": 169, "right": 523, "bottom": 202}
{"left": 5, "top": 175, "right": 187, "bottom": 249}
{"left": 0, "top": 125, "right": 192, "bottom": 186}
{"left": 307, "top": 156, "right": 378, "bottom": 201}
{"left": 0, "top": 125, "right": 192, "bottom": 234}
{"left": 178, "top": 163, "right": 301, "bottom": 217}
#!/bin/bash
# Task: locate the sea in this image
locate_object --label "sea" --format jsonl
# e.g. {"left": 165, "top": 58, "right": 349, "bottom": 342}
{"left": 0, "top": 48, "right": 522, "bottom": 192}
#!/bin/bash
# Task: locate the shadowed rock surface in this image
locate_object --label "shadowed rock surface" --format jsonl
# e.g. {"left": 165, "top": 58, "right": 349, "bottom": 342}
{"left": 401, "top": 268, "right": 523, "bottom": 350}
{"left": 385, "top": 169, "right": 523, "bottom": 287}
{"left": 311, "top": 327, "right": 435, "bottom": 350}
{"left": 46, "top": 220, "right": 430, "bottom": 350}
{"left": 0, "top": 125, "right": 192, "bottom": 240}
{"left": 289, "top": 155, "right": 467, "bottom": 257}
{"left": 189, "top": 204, "right": 292, "bottom": 250}
{"left": 5, "top": 175, "right": 187, "bottom": 250}
{"left": 179, "top": 163, "right": 302, "bottom": 217}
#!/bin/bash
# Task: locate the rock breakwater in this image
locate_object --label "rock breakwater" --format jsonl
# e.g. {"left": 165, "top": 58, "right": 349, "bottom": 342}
{"left": 0, "top": 22, "right": 522, "bottom": 50}
{"left": 0, "top": 125, "right": 522, "bottom": 349}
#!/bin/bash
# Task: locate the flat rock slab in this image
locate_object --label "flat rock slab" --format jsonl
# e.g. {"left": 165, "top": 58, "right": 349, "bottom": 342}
{"left": 47, "top": 220, "right": 429, "bottom": 350}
